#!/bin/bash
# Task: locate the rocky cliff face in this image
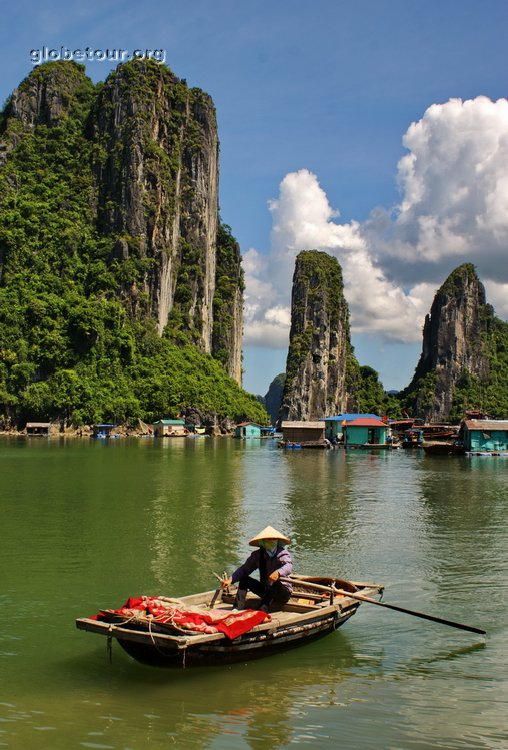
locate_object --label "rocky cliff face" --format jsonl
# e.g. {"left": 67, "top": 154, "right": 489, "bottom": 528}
{"left": 90, "top": 61, "right": 219, "bottom": 345}
{"left": 211, "top": 224, "right": 244, "bottom": 383}
{"left": 0, "top": 60, "right": 243, "bottom": 384}
{"left": 0, "top": 62, "right": 94, "bottom": 166}
{"left": 264, "top": 373, "right": 286, "bottom": 425}
{"left": 2, "top": 62, "right": 89, "bottom": 133}
{"left": 403, "top": 264, "right": 492, "bottom": 420}
{"left": 279, "top": 250, "right": 359, "bottom": 421}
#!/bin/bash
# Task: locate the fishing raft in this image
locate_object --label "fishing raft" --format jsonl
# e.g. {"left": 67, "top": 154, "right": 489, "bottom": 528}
{"left": 76, "top": 575, "right": 383, "bottom": 667}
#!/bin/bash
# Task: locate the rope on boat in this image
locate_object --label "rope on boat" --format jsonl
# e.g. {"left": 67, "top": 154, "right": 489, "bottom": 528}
{"left": 147, "top": 617, "right": 189, "bottom": 656}
{"left": 107, "top": 605, "right": 203, "bottom": 636}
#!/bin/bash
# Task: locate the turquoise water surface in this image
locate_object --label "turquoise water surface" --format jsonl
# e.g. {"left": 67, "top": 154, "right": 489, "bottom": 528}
{"left": 1, "top": 438, "right": 507, "bottom": 749}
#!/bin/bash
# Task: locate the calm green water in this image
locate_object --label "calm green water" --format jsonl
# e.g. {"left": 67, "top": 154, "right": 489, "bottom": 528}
{"left": 1, "top": 438, "right": 508, "bottom": 749}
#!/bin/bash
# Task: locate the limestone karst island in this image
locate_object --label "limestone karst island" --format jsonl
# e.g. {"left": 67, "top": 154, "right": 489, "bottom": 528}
{"left": 1, "top": 60, "right": 508, "bottom": 453}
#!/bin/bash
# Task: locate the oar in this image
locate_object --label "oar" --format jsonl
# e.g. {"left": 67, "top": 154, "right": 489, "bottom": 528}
{"left": 209, "top": 588, "right": 221, "bottom": 609}
{"left": 334, "top": 588, "right": 486, "bottom": 635}
{"left": 209, "top": 571, "right": 228, "bottom": 609}
{"left": 281, "top": 577, "right": 486, "bottom": 635}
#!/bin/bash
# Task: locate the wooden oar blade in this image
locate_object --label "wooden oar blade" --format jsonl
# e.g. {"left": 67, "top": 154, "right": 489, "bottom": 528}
{"left": 208, "top": 588, "right": 221, "bottom": 609}
{"left": 335, "top": 589, "right": 486, "bottom": 636}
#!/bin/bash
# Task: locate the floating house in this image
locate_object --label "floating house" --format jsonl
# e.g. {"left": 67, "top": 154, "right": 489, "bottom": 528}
{"left": 344, "top": 417, "right": 389, "bottom": 447}
{"left": 234, "top": 422, "right": 262, "bottom": 438}
{"left": 339, "top": 416, "right": 389, "bottom": 447}
{"left": 324, "top": 414, "right": 380, "bottom": 442}
{"left": 25, "top": 422, "right": 50, "bottom": 436}
{"left": 281, "top": 421, "right": 326, "bottom": 446}
{"left": 92, "top": 424, "right": 116, "bottom": 438}
{"left": 459, "top": 419, "right": 508, "bottom": 454}
{"left": 153, "top": 419, "right": 186, "bottom": 437}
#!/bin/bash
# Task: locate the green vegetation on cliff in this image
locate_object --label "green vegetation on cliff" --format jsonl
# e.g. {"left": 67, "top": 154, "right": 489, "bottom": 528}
{"left": 356, "top": 365, "right": 402, "bottom": 417}
{"left": 401, "top": 263, "right": 508, "bottom": 421}
{"left": 281, "top": 250, "right": 403, "bottom": 419}
{"left": 450, "top": 314, "right": 508, "bottom": 420}
{"left": 0, "top": 61, "right": 267, "bottom": 426}
{"left": 439, "top": 262, "right": 478, "bottom": 298}
{"left": 212, "top": 223, "right": 244, "bottom": 371}
{"left": 285, "top": 250, "right": 350, "bottom": 385}
{"left": 263, "top": 372, "right": 286, "bottom": 424}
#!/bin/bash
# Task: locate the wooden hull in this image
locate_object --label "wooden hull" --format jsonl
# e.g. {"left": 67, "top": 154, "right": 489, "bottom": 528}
{"left": 422, "top": 441, "right": 464, "bottom": 455}
{"left": 76, "top": 577, "right": 383, "bottom": 668}
{"left": 115, "top": 609, "right": 353, "bottom": 666}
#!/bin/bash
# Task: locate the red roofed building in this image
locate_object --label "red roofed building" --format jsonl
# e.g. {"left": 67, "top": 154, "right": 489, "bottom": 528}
{"left": 343, "top": 416, "right": 389, "bottom": 447}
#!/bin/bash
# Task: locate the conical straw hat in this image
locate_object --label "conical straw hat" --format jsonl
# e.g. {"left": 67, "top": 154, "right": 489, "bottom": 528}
{"left": 249, "top": 525, "right": 291, "bottom": 547}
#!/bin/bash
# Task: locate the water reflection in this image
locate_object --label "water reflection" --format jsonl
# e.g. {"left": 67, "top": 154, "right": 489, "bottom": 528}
{"left": 413, "top": 457, "right": 508, "bottom": 633}
{"left": 147, "top": 440, "right": 245, "bottom": 592}
{"left": 276, "top": 450, "right": 360, "bottom": 577}
{"left": 279, "top": 450, "right": 420, "bottom": 580}
{"left": 403, "top": 640, "right": 487, "bottom": 673}
{"left": 63, "top": 634, "right": 381, "bottom": 750}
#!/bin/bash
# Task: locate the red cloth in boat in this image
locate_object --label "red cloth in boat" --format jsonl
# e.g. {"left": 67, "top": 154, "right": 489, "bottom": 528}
{"left": 94, "top": 596, "right": 270, "bottom": 640}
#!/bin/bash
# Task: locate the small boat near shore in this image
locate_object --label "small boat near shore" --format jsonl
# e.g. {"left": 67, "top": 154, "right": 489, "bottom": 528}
{"left": 401, "top": 424, "right": 459, "bottom": 449}
{"left": 76, "top": 575, "right": 384, "bottom": 667}
{"left": 422, "top": 440, "right": 464, "bottom": 455}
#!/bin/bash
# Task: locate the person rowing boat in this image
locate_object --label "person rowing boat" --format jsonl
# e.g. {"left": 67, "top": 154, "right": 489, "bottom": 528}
{"left": 221, "top": 526, "right": 293, "bottom": 612}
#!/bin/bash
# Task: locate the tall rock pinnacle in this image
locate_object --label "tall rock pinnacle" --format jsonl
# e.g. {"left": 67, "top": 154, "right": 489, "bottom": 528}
{"left": 90, "top": 60, "right": 219, "bottom": 347}
{"left": 403, "top": 263, "right": 492, "bottom": 421}
{"left": 279, "top": 250, "right": 359, "bottom": 421}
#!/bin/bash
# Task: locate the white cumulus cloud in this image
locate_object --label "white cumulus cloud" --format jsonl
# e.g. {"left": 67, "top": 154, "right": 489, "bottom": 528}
{"left": 244, "top": 169, "right": 430, "bottom": 346}
{"left": 244, "top": 96, "right": 508, "bottom": 353}
{"left": 370, "top": 96, "right": 508, "bottom": 284}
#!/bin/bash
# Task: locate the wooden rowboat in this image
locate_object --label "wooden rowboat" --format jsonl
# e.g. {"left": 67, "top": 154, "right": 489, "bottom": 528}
{"left": 76, "top": 575, "right": 384, "bottom": 667}
{"left": 422, "top": 440, "right": 464, "bottom": 455}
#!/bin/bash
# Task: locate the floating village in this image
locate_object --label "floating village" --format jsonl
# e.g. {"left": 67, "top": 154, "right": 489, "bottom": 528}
{"left": 15, "top": 408, "right": 508, "bottom": 457}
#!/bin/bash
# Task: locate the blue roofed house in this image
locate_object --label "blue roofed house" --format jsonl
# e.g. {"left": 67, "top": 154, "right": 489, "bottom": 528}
{"left": 92, "top": 423, "right": 117, "bottom": 438}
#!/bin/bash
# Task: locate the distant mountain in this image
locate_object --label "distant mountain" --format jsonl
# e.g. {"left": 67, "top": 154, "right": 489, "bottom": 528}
{"left": 264, "top": 373, "right": 286, "bottom": 424}
{"left": 401, "top": 263, "right": 508, "bottom": 421}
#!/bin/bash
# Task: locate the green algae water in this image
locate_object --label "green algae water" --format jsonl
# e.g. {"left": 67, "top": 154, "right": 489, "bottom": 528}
{"left": 1, "top": 438, "right": 508, "bottom": 749}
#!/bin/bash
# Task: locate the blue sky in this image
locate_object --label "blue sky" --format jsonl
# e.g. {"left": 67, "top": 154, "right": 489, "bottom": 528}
{"left": 1, "top": 1, "right": 507, "bottom": 396}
